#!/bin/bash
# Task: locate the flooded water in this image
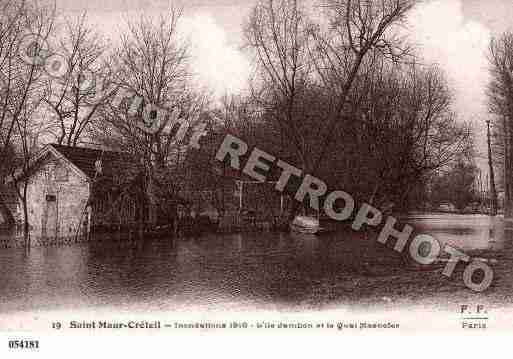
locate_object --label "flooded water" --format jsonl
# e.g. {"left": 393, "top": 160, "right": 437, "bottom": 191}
{"left": 1, "top": 213, "right": 512, "bottom": 314}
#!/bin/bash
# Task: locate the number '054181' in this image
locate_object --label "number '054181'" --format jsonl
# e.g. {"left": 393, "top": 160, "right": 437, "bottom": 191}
{"left": 8, "top": 340, "right": 39, "bottom": 350}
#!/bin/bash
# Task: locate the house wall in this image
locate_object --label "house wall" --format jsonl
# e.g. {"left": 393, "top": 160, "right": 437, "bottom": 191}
{"left": 0, "top": 184, "right": 20, "bottom": 226}
{"left": 22, "top": 156, "right": 90, "bottom": 239}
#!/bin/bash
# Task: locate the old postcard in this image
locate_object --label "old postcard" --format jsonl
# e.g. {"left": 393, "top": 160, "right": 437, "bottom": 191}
{"left": 0, "top": 0, "right": 512, "bottom": 355}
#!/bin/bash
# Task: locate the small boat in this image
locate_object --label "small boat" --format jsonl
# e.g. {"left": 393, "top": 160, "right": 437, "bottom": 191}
{"left": 290, "top": 215, "right": 320, "bottom": 234}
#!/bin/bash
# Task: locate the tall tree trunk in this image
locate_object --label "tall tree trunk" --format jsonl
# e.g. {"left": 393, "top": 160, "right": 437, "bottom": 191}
{"left": 146, "top": 163, "right": 157, "bottom": 227}
{"left": 502, "top": 116, "right": 511, "bottom": 217}
{"left": 507, "top": 115, "right": 513, "bottom": 218}
{"left": 487, "top": 120, "right": 498, "bottom": 215}
{"left": 22, "top": 182, "right": 29, "bottom": 247}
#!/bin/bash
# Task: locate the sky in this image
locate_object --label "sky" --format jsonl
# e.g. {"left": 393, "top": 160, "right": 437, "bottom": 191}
{"left": 53, "top": 0, "right": 513, "bottom": 164}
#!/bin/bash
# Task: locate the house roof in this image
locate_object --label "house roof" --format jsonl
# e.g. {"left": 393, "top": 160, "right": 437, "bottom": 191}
{"left": 49, "top": 144, "right": 139, "bottom": 180}
{"left": 1, "top": 145, "right": 143, "bottom": 222}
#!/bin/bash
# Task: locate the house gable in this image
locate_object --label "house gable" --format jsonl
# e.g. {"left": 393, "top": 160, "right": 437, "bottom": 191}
{"left": 12, "top": 145, "right": 91, "bottom": 183}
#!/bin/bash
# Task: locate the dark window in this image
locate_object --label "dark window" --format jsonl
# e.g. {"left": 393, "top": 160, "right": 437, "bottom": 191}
{"left": 46, "top": 195, "right": 56, "bottom": 202}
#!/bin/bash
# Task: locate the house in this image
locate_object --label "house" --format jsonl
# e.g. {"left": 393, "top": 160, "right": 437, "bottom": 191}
{"left": 3, "top": 144, "right": 146, "bottom": 240}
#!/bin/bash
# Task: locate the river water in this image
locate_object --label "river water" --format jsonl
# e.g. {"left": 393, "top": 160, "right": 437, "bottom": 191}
{"left": 0, "top": 213, "right": 512, "bottom": 315}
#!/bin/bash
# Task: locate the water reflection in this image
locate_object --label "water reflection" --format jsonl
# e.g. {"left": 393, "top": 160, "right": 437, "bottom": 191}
{"left": 408, "top": 214, "right": 507, "bottom": 251}
{"left": 0, "top": 214, "right": 511, "bottom": 312}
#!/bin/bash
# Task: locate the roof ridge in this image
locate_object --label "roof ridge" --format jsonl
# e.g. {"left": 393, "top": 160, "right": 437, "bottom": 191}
{"left": 49, "top": 143, "right": 124, "bottom": 154}
{"left": 47, "top": 144, "right": 140, "bottom": 180}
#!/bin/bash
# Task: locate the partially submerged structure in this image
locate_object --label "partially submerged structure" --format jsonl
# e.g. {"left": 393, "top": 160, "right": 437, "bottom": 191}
{"left": 0, "top": 138, "right": 292, "bottom": 242}
{"left": 3, "top": 144, "right": 147, "bottom": 240}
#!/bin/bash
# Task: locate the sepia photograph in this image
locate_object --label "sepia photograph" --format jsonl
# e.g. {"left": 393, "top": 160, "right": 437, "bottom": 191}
{"left": 1, "top": 0, "right": 513, "bottom": 353}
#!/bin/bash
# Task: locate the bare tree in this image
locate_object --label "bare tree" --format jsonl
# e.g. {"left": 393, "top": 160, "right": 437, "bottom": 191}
{"left": 308, "top": 0, "right": 415, "bottom": 175}
{"left": 0, "top": 0, "right": 55, "bottom": 241}
{"left": 337, "top": 61, "right": 472, "bottom": 210}
{"left": 10, "top": 95, "right": 45, "bottom": 244}
{"left": 0, "top": 0, "right": 54, "bottom": 168}
{"left": 43, "top": 13, "right": 110, "bottom": 147}
{"left": 244, "top": 0, "right": 416, "bottom": 216}
{"left": 487, "top": 32, "right": 513, "bottom": 217}
{"left": 97, "top": 10, "right": 208, "bottom": 226}
{"left": 244, "top": 0, "right": 315, "bottom": 171}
